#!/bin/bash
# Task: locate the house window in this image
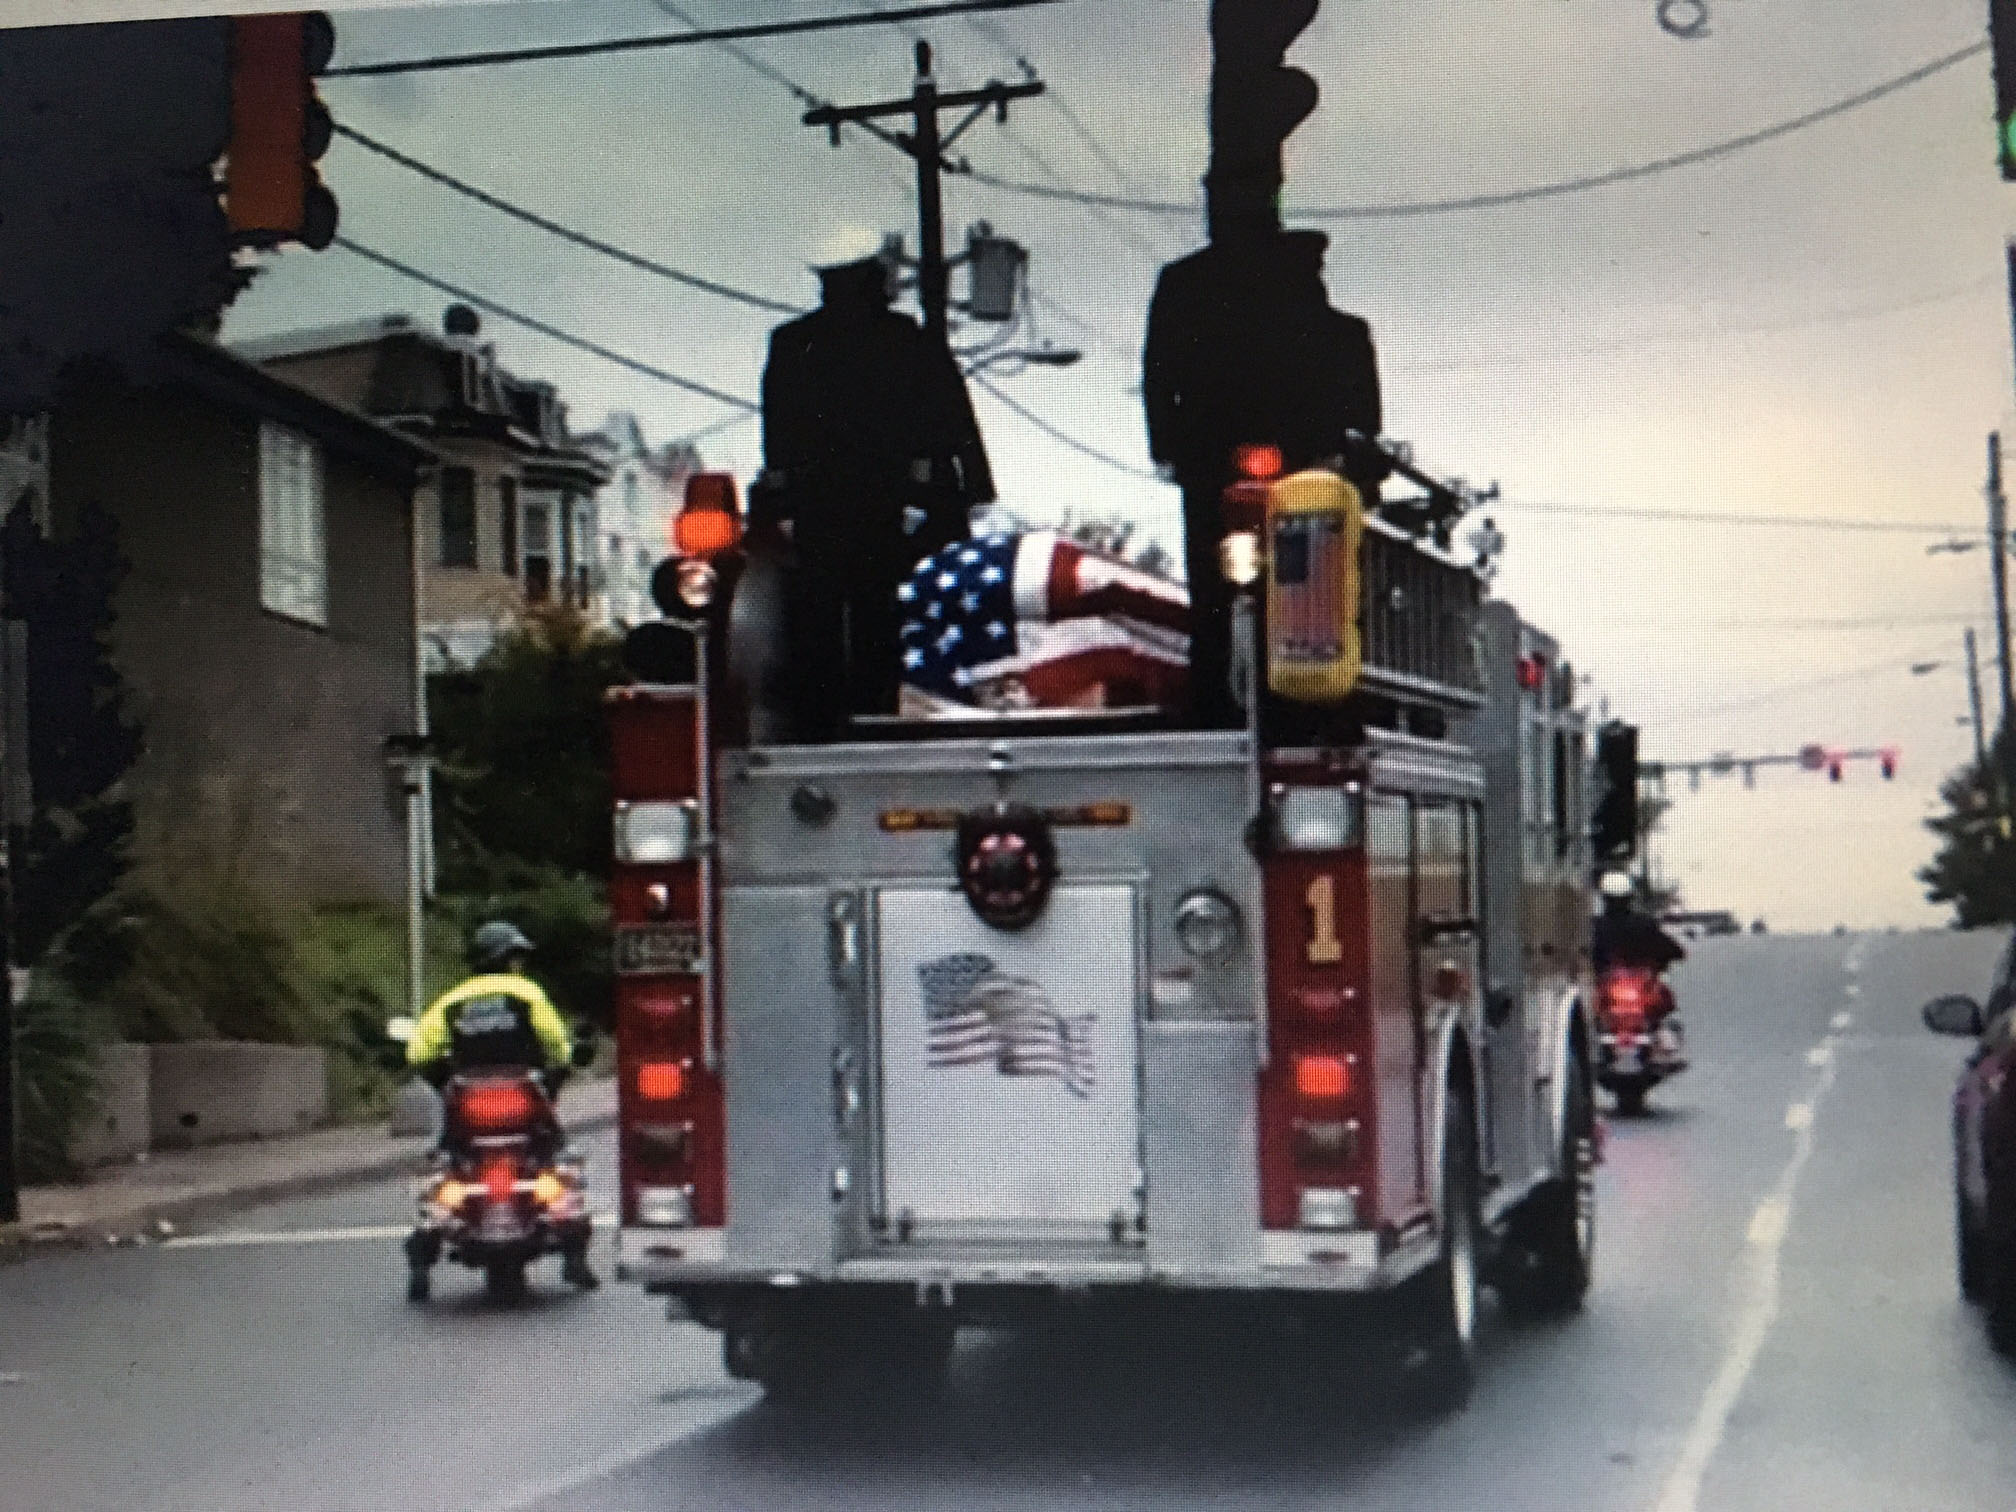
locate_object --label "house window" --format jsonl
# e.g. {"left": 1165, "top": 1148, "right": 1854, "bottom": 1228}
{"left": 259, "top": 422, "right": 327, "bottom": 627}
{"left": 522, "top": 497, "right": 553, "bottom": 603}
{"left": 573, "top": 500, "right": 594, "bottom": 607}
{"left": 439, "top": 467, "right": 477, "bottom": 568}
{"left": 499, "top": 475, "right": 519, "bottom": 578}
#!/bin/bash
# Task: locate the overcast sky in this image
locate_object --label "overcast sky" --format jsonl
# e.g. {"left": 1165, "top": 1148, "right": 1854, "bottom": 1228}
{"left": 185, "top": 0, "right": 2016, "bottom": 929}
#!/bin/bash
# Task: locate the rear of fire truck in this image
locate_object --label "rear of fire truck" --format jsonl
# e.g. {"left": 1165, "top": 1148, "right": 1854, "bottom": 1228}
{"left": 607, "top": 460, "right": 1597, "bottom": 1408}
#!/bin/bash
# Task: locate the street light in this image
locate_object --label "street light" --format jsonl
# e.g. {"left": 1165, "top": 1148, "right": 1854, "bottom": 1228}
{"left": 962, "top": 343, "right": 1083, "bottom": 376}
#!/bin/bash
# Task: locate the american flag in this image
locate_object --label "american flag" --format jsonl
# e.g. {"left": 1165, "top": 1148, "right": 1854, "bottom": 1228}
{"left": 898, "top": 531, "right": 1189, "bottom": 710}
{"left": 917, "top": 951, "right": 1097, "bottom": 1099}
{"left": 1271, "top": 512, "right": 1346, "bottom": 663}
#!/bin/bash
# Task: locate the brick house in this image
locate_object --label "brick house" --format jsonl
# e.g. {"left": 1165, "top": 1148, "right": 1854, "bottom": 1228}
{"left": 45, "top": 331, "right": 432, "bottom": 902}
{"left": 235, "top": 308, "right": 610, "bottom": 670}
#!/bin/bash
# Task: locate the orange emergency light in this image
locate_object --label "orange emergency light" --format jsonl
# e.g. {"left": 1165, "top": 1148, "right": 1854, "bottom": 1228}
{"left": 1265, "top": 469, "right": 1365, "bottom": 703}
{"left": 672, "top": 473, "right": 743, "bottom": 557}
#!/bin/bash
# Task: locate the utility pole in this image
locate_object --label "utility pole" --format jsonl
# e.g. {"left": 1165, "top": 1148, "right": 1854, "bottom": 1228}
{"left": 804, "top": 42, "right": 1043, "bottom": 347}
{"left": 1991, "top": 433, "right": 2014, "bottom": 736}
{"left": 1967, "top": 626, "right": 1988, "bottom": 766}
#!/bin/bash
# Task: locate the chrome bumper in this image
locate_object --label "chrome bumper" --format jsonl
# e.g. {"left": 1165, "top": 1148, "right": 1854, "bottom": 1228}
{"left": 616, "top": 1227, "right": 1437, "bottom": 1300}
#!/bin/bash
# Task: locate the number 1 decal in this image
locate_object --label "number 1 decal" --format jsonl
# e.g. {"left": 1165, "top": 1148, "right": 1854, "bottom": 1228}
{"left": 1305, "top": 874, "right": 1343, "bottom": 965}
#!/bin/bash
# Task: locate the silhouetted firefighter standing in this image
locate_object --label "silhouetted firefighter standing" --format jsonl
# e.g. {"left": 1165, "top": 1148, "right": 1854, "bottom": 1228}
{"left": 1143, "top": 0, "right": 1386, "bottom": 727}
{"left": 758, "top": 232, "right": 995, "bottom": 738}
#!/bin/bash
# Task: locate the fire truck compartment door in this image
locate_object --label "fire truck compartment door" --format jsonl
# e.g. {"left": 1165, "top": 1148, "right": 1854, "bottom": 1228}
{"left": 875, "top": 883, "right": 1142, "bottom": 1236}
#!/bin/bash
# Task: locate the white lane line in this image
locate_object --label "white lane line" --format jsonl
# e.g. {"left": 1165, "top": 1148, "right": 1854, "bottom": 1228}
{"left": 1843, "top": 983, "right": 1861, "bottom": 1000}
{"left": 482, "top": 1389, "right": 759, "bottom": 1512}
{"left": 1805, "top": 1045, "right": 1833, "bottom": 1068}
{"left": 160, "top": 1214, "right": 617, "bottom": 1250}
{"left": 160, "top": 1224, "right": 410, "bottom": 1249}
{"left": 1831, "top": 1011, "right": 1853, "bottom": 1032}
{"left": 1783, "top": 1103, "right": 1813, "bottom": 1131}
{"left": 1651, "top": 1032, "right": 1841, "bottom": 1512}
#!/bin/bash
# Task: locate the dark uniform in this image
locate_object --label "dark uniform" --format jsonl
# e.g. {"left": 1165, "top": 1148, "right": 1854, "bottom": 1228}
{"left": 760, "top": 258, "right": 995, "bottom": 737}
{"left": 1592, "top": 907, "right": 1687, "bottom": 976}
{"left": 1142, "top": 230, "right": 1385, "bottom": 727}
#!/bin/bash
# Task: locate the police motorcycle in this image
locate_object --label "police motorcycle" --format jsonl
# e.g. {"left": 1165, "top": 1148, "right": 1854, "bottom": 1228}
{"left": 1592, "top": 873, "right": 1689, "bottom": 1116}
{"left": 386, "top": 1018, "right": 598, "bottom": 1303}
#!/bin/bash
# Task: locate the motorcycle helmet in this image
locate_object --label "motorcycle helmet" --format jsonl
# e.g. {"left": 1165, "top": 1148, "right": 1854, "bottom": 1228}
{"left": 468, "top": 920, "right": 534, "bottom": 971}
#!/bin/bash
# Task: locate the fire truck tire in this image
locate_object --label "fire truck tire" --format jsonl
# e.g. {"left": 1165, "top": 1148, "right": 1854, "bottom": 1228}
{"left": 1402, "top": 1084, "right": 1480, "bottom": 1412}
{"left": 746, "top": 1313, "right": 954, "bottom": 1410}
{"left": 1500, "top": 1056, "right": 1596, "bottom": 1319}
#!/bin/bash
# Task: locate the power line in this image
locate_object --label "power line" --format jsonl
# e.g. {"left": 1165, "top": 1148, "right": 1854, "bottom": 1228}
{"left": 971, "top": 373, "right": 1158, "bottom": 479}
{"left": 333, "top": 124, "right": 802, "bottom": 316}
{"left": 963, "top": 39, "right": 1987, "bottom": 219}
{"left": 332, "top": 236, "right": 759, "bottom": 413}
{"left": 1492, "top": 497, "right": 1974, "bottom": 536}
{"left": 1390, "top": 273, "right": 2002, "bottom": 376}
{"left": 325, "top": 0, "right": 1077, "bottom": 78}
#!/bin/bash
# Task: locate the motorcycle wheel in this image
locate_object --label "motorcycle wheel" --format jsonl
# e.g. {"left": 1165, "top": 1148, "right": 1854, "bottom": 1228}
{"left": 485, "top": 1259, "right": 528, "bottom": 1304}
{"left": 1611, "top": 1080, "right": 1649, "bottom": 1117}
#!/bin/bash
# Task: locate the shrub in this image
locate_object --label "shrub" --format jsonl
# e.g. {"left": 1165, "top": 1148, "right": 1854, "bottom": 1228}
{"left": 437, "top": 861, "right": 611, "bottom": 1032}
{"left": 13, "top": 972, "right": 106, "bottom": 1184}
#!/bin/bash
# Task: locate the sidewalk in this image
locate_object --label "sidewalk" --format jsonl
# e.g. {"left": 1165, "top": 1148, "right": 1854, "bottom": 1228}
{"left": 4, "top": 1075, "right": 617, "bottom": 1249}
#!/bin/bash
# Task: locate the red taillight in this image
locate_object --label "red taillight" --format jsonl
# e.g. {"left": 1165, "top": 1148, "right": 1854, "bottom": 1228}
{"left": 481, "top": 1158, "right": 517, "bottom": 1204}
{"left": 1235, "top": 442, "right": 1285, "bottom": 480}
{"left": 456, "top": 1078, "right": 538, "bottom": 1131}
{"left": 1294, "top": 1053, "right": 1352, "bottom": 1100}
{"left": 637, "top": 1060, "right": 687, "bottom": 1102}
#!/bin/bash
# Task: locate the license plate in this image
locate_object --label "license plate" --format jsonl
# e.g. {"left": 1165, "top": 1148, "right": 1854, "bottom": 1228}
{"left": 615, "top": 923, "right": 703, "bottom": 976}
{"left": 480, "top": 1209, "right": 526, "bottom": 1241}
{"left": 1611, "top": 1049, "right": 1640, "bottom": 1074}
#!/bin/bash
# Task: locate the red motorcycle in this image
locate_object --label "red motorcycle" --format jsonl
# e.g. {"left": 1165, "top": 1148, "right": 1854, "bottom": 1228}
{"left": 404, "top": 1069, "right": 594, "bottom": 1303}
{"left": 1595, "top": 966, "right": 1688, "bottom": 1115}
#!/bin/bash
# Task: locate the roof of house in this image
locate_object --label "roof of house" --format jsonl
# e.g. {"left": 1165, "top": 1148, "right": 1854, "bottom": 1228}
{"left": 159, "top": 330, "right": 435, "bottom": 483}
{"left": 231, "top": 312, "right": 610, "bottom": 488}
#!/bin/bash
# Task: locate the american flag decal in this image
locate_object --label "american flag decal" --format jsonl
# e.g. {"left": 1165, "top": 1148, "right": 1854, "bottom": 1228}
{"left": 1272, "top": 513, "right": 1346, "bottom": 663}
{"left": 918, "top": 951, "right": 1097, "bottom": 1099}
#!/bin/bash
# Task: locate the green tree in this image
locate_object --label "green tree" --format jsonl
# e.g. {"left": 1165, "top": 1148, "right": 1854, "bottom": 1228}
{"left": 428, "top": 604, "right": 627, "bottom": 887}
{"left": 1920, "top": 731, "right": 2016, "bottom": 927}
{"left": 427, "top": 605, "right": 627, "bottom": 1028}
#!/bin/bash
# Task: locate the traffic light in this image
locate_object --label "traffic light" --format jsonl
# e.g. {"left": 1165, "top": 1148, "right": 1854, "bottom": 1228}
{"left": 1205, "top": 0, "right": 1322, "bottom": 239}
{"left": 1590, "top": 721, "right": 1640, "bottom": 863}
{"left": 226, "top": 12, "right": 338, "bottom": 250}
{"left": 1994, "top": 0, "right": 2016, "bottom": 179}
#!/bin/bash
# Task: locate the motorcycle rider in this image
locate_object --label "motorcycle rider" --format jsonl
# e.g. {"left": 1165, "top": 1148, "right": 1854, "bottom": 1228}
{"left": 404, "top": 921, "right": 598, "bottom": 1297}
{"left": 1591, "top": 871, "right": 1686, "bottom": 976}
{"left": 1592, "top": 872, "right": 1686, "bottom": 1051}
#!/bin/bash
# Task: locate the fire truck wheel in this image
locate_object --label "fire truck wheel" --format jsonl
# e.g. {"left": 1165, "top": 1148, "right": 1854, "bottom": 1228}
{"left": 1403, "top": 1084, "right": 1480, "bottom": 1413}
{"left": 1500, "top": 1056, "right": 1596, "bottom": 1319}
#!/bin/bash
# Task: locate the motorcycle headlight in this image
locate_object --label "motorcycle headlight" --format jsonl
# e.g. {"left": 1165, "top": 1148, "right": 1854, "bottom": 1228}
{"left": 614, "top": 799, "right": 700, "bottom": 865}
{"left": 1175, "top": 889, "right": 1241, "bottom": 962}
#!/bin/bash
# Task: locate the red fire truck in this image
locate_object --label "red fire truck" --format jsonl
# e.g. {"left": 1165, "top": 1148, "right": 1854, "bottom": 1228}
{"left": 605, "top": 454, "right": 1601, "bottom": 1409}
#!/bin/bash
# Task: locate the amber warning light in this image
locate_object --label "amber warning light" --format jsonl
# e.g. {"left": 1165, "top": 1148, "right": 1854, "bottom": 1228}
{"left": 672, "top": 473, "right": 743, "bottom": 557}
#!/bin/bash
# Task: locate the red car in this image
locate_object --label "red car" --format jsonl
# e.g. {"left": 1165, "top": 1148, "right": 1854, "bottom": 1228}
{"left": 1924, "top": 936, "right": 2016, "bottom": 1354}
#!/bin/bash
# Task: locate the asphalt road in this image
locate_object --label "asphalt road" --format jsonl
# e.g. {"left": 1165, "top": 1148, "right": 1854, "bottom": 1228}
{"left": 5, "top": 930, "right": 2016, "bottom": 1512}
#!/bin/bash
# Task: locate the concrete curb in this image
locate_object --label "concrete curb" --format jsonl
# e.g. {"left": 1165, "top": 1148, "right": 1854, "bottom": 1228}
{"left": 1, "top": 1107, "right": 617, "bottom": 1253}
